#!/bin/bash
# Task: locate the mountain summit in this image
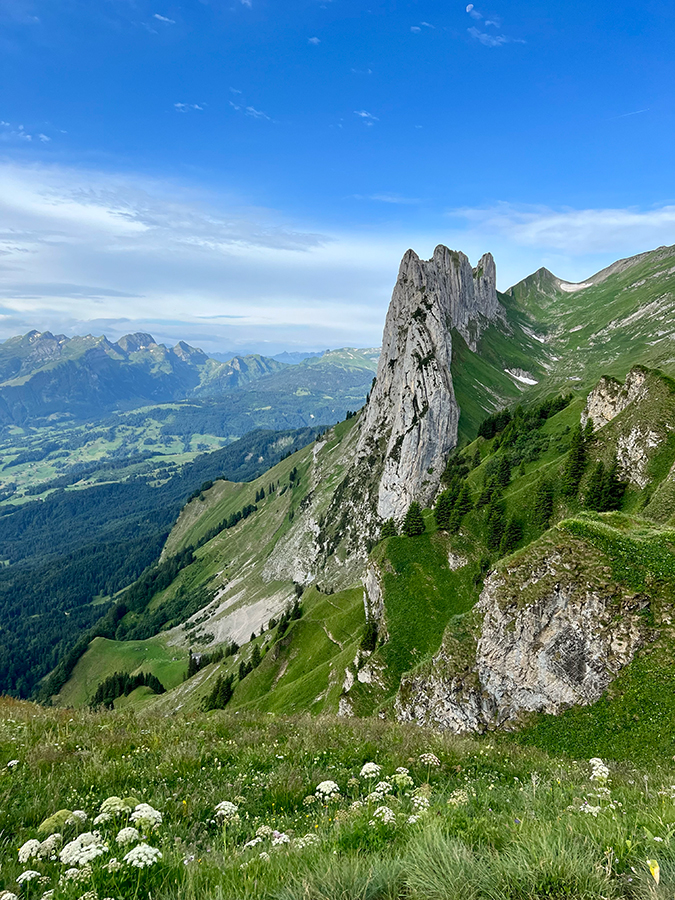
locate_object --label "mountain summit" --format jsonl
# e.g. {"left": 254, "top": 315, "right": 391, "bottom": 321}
{"left": 357, "top": 245, "right": 502, "bottom": 519}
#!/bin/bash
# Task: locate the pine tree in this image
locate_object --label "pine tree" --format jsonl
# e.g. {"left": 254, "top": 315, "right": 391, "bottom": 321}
{"left": 251, "top": 644, "right": 262, "bottom": 668}
{"left": 472, "top": 448, "right": 481, "bottom": 469}
{"left": 381, "top": 518, "right": 397, "bottom": 538}
{"left": 561, "top": 425, "right": 586, "bottom": 496}
{"left": 499, "top": 517, "right": 523, "bottom": 555}
{"left": 402, "top": 501, "right": 426, "bottom": 536}
{"left": 600, "top": 460, "right": 627, "bottom": 511}
{"left": 495, "top": 455, "right": 511, "bottom": 488}
{"left": 486, "top": 496, "right": 506, "bottom": 551}
{"left": 532, "top": 477, "right": 555, "bottom": 528}
{"left": 585, "top": 461, "right": 605, "bottom": 510}
{"left": 454, "top": 483, "right": 473, "bottom": 516}
{"left": 434, "top": 491, "right": 454, "bottom": 529}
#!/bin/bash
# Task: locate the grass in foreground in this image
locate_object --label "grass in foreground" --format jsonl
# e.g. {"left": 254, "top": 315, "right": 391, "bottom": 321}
{"left": 2, "top": 699, "right": 675, "bottom": 899}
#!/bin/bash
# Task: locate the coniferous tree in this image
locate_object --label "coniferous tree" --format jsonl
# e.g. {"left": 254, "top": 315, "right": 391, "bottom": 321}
{"left": 434, "top": 491, "right": 454, "bottom": 529}
{"left": 454, "top": 483, "right": 473, "bottom": 516}
{"left": 533, "top": 477, "right": 555, "bottom": 529}
{"left": 585, "top": 462, "right": 605, "bottom": 509}
{"left": 472, "top": 448, "right": 482, "bottom": 469}
{"left": 499, "top": 517, "right": 523, "bottom": 555}
{"left": 381, "top": 518, "right": 397, "bottom": 538}
{"left": 251, "top": 644, "right": 262, "bottom": 668}
{"left": 561, "top": 425, "right": 587, "bottom": 496}
{"left": 402, "top": 501, "right": 426, "bottom": 536}
{"left": 600, "top": 460, "right": 627, "bottom": 511}
{"left": 486, "top": 496, "right": 506, "bottom": 551}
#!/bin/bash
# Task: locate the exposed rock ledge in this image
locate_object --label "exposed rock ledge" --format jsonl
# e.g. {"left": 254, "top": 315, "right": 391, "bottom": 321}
{"left": 395, "top": 535, "right": 649, "bottom": 733}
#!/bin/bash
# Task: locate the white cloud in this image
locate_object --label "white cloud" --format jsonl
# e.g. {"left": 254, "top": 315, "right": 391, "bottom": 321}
{"left": 450, "top": 202, "right": 675, "bottom": 255}
{"left": 410, "top": 26, "right": 421, "bottom": 32}
{"left": 466, "top": 4, "right": 483, "bottom": 20}
{"left": 0, "top": 122, "right": 32, "bottom": 142}
{"left": 467, "top": 26, "right": 523, "bottom": 46}
{"left": 308, "top": 36, "right": 321, "bottom": 44}
{"left": 241, "top": 0, "right": 252, "bottom": 7}
{"left": 174, "top": 103, "right": 204, "bottom": 112}
{"left": 153, "top": 13, "right": 175, "bottom": 23}
{"left": 38, "top": 133, "right": 51, "bottom": 142}
{"left": 354, "top": 110, "right": 378, "bottom": 126}
{"left": 420, "top": 21, "right": 434, "bottom": 28}
{"left": 245, "top": 106, "right": 270, "bottom": 120}
{"left": 356, "top": 193, "right": 421, "bottom": 205}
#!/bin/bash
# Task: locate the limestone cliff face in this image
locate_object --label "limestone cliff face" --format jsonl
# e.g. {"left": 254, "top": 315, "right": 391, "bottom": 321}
{"left": 581, "top": 368, "right": 649, "bottom": 432}
{"left": 356, "top": 245, "right": 502, "bottom": 520}
{"left": 395, "top": 532, "right": 648, "bottom": 733}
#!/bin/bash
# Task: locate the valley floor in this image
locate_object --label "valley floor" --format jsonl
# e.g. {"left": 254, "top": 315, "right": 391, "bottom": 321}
{"left": 2, "top": 698, "right": 675, "bottom": 900}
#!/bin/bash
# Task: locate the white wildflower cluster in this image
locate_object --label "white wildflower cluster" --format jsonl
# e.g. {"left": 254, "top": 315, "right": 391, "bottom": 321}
{"left": 18, "top": 839, "right": 41, "bottom": 863}
{"left": 123, "top": 842, "right": 162, "bottom": 868}
{"left": 578, "top": 802, "right": 602, "bottom": 817}
{"left": 589, "top": 757, "right": 610, "bottom": 784}
{"left": 370, "top": 806, "right": 396, "bottom": 827}
{"left": 60, "top": 832, "right": 108, "bottom": 866}
{"left": 303, "top": 794, "right": 317, "bottom": 806}
{"left": 419, "top": 752, "right": 441, "bottom": 767}
{"left": 360, "top": 762, "right": 381, "bottom": 778}
{"left": 6, "top": 759, "right": 19, "bottom": 769}
{"left": 411, "top": 794, "right": 430, "bottom": 811}
{"left": 19, "top": 834, "right": 62, "bottom": 863}
{"left": 16, "top": 870, "right": 41, "bottom": 884}
{"left": 116, "top": 826, "right": 140, "bottom": 845}
{"left": 294, "top": 833, "right": 320, "bottom": 849}
{"left": 392, "top": 768, "right": 414, "bottom": 789}
{"left": 93, "top": 812, "right": 111, "bottom": 826}
{"left": 59, "top": 866, "right": 92, "bottom": 886}
{"left": 100, "top": 796, "right": 132, "bottom": 817}
{"left": 271, "top": 830, "right": 290, "bottom": 846}
{"left": 65, "top": 810, "right": 88, "bottom": 826}
{"left": 657, "top": 785, "right": 675, "bottom": 800}
{"left": 407, "top": 815, "right": 422, "bottom": 825}
{"left": 373, "top": 781, "right": 392, "bottom": 795}
{"left": 315, "top": 780, "right": 340, "bottom": 800}
{"left": 0, "top": 891, "right": 18, "bottom": 900}
{"left": 256, "top": 825, "right": 273, "bottom": 838}
{"left": 131, "top": 803, "right": 162, "bottom": 830}
{"left": 214, "top": 800, "right": 239, "bottom": 820}
{"left": 447, "top": 788, "right": 470, "bottom": 807}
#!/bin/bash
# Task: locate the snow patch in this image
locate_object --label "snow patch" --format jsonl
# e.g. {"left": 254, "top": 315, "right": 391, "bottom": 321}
{"left": 505, "top": 368, "right": 538, "bottom": 386}
{"left": 558, "top": 281, "right": 592, "bottom": 293}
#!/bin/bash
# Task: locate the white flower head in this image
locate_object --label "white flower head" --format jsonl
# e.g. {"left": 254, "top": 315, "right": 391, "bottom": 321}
{"left": 18, "top": 839, "right": 41, "bottom": 863}
{"left": 130, "top": 803, "right": 162, "bottom": 829}
{"left": 419, "top": 752, "right": 441, "bottom": 767}
{"left": 214, "top": 800, "right": 239, "bottom": 819}
{"left": 412, "top": 794, "right": 430, "bottom": 810}
{"left": 294, "top": 833, "right": 320, "bottom": 849}
{"left": 589, "top": 758, "right": 610, "bottom": 784}
{"left": 407, "top": 814, "right": 421, "bottom": 824}
{"left": 123, "top": 842, "right": 162, "bottom": 868}
{"left": 38, "top": 833, "right": 62, "bottom": 859}
{"left": 100, "top": 796, "right": 132, "bottom": 816}
{"left": 370, "top": 805, "right": 396, "bottom": 826}
{"left": 116, "top": 826, "right": 140, "bottom": 845}
{"left": 0, "top": 891, "right": 18, "bottom": 900}
{"left": 271, "top": 830, "right": 290, "bottom": 846}
{"left": 93, "top": 812, "right": 112, "bottom": 825}
{"left": 16, "top": 870, "right": 41, "bottom": 884}
{"left": 360, "top": 762, "right": 381, "bottom": 778}
{"left": 66, "top": 810, "right": 88, "bottom": 825}
{"left": 447, "top": 788, "right": 469, "bottom": 806}
{"left": 258, "top": 851, "right": 270, "bottom": 861}
{"left": 60, "top": 832, "right": 108, "bottom": 866}
{"left": 373, "top": 781, "right": 392, "bottom": 794}
{"left": 315, "top": 780, "right": 340, "bottom": 800}
{"left": 7, "top": 759, "right": 19, "bottom": 769}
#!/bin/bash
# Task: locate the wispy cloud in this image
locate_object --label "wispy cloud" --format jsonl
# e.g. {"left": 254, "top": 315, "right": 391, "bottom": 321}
{"left": 466, "top": 5, "right": 522, "bottom": 46}
{"left": 420, "top": 21, "right": 434, "bottom": 28}
{"left": 450, "top": 202, "right": 675, "bottom": 254}
{"left": 0, "top": 121, "right": 45, "bottom": 143}
{"left": 308, "top": 36, "right": 321, "bottom": 44}
{"left": 411, "top": 26, "right": 421, "bottom": 32}
{"left": 354, "top": 193, "right": 421, "bottom": 205}
{"left": 153, "top": 13, "right": 175, "bottom": 24}
{"left": 241, "top": 0, "right": 252, "bottom": 7}
{"left": 351, "top": 68, "right": 373, "bottom": 75}
{"left": 229, "top": 99, "right": 272, "bottom": 121}
{"left": 174, "top": 103, "right": 204, "bottom": 112}
{"left": 610, "top": 108, "right": 650, "bottom": 120}
{"left": 354, "top": 110, "right": 378, "bottom": 126}
{"left": 466, "top": 4, "right": 483, "bottom": 20}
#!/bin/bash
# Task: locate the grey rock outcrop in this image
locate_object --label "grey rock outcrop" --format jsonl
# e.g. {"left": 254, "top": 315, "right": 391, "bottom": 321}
{"left": 356, "top": 245, "right": 503, "bottom": 520}
{"left": 581, "top": 367, "right": 649, "bottom": 431}
{"left": 396, "top": 536, "right": 648, "bottom": 732}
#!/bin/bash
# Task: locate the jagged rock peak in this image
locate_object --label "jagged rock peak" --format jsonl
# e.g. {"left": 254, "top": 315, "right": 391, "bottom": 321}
{"left": 356, "top": 245, "right": 503, "bottom": 522}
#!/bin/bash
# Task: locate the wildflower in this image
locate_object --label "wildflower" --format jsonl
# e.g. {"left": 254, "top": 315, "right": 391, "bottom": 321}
{"left": 392, "top": 771, "right": 414, "bottom": 789}
{"left": 370, "top": 806, "right": 396, "bottom": 827}
{"left": 0, "top": 892, "right": 18, "bottom": 900}
{"left": 256, "top": 825, "right": 273, "bottom": 838}
{"left": 589, "top": 758, "right": 610, "bottom": 784}
{"left": 116, "top": 827, "right": 140, "bottom": 845}
{"left": 271, "top": 831, "right": 290, "bottom": 846}
{"left": 407, "top": 815, "right": 421, "bottom": 824}
{"left": 38, "top": 833, "right": 62, "bottom": 859}
{"left": 104, "top": 858, "right": 122, "bottom": 872}
{"left": 16, "top": 871, "right": 42, "bottom": 884}
{"left": 66, "top": 810, "right": 88, "bottom": 826}
{"left": 18, "top": 839, "right": 41, "bottom": 863}
{"left": 315, "top": 780, "right": 340, "bottom": 800}
{"left": 648, "top": 859, "right": 660, "bottom": 885}
{"left": 59, "top": 866, "right": 92, "bottom": 886}
{"left": 412, "top": 795, "right": 430, "bottom": 810}
{"left": 447, "top": 789, "right": 469, "bottom": 806}
{"left": 40, "top": 891, "right": 55, "bottom": 900}
{"left": 131, "top": 803, "right": 162, "bottom": 829}
{"left": 214, "top": 800, "right": 239, "bottom": 819}
{"left": 373, "top": 781, "right": 392, "bottom": 795}
{"left": 360, "top": 762, "right": 381, "bottom": 778}
{"left": 303, "top": 795, "right": 317, "bottom": 806}
{"left": 396, "top": 767, "right": 410, "bottom": 775}
{"left": 93, "top": 812, "right": 111, "bottom": 825}
{"left": 294, "top": 833, "right": 320, "bottom": 849}
{"left": 7, "top": 759, "right": 19, "bottom": 769}
{"left": 258, "top": 851, "right": 270, "bottom": 861}
{"left": 99, "top": 796, "right": 132, "bottom": 817}
{"left": 243, "top": 837, "right": 263, "bottom": 849}
{"left": 123, "top": 843, "right": 162, "bottom": 868}
{"left": 366, "top": 791, "right": 384, "bottom": 803}
{"left": 578, "top": 802, "right": 601, "bottom": 817}
{"left": 60, "top": 832, "right": 108, "bottom": 866}
{"left": 350, "top": 800, "right": 364, "bottom": 810}
{"left": 76, "top": 893, "right": 98, "bottom": 900}
{"left": 347, "top": 777, "right": 360, "bottom": 788}
{"left": 419, "top": 752, "right": 441, "bottom": 767}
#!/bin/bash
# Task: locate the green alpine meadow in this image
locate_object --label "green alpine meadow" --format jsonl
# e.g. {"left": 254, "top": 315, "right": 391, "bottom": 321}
{"left": 5, "top": 241, "right": 675, "bottom": 899}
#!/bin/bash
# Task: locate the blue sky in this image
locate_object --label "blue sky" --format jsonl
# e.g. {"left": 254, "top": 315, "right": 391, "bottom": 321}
{"left": 0, "top": 0, "right": 673, "bottom": 354}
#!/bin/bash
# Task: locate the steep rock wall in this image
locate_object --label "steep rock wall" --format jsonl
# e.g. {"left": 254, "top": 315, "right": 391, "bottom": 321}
{"left": 355, "top": 245, "right": 502, "bottom": 520}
